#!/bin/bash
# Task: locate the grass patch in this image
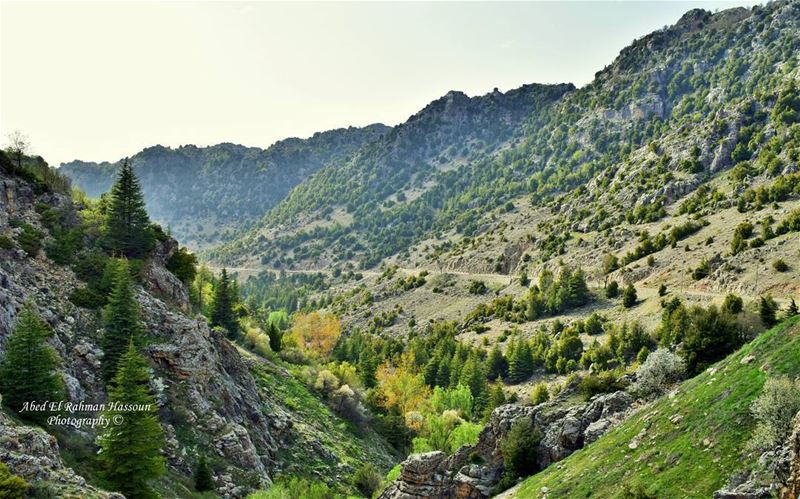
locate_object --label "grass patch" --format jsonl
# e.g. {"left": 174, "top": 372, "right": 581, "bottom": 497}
{"left": 511, "top": 316, "right": 800, "bottom": 498}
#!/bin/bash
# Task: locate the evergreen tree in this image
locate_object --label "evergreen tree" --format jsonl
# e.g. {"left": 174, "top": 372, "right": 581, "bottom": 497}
{"left": 487, "top": 346, "right": 508, "bottom": 381}
{"left": 358, "top": 344, "right": 379, "bottom": 388}
{"left": 622, "top": 284, "right": 638, "bottom": 308}
{"left": 194, "top": 455, "right": 214, "bottom": 492}
{"left": 101, "top": 260, "right": 143, "bottom": 381}
{"left": 0, "top": 304, "right": 64, "bottom": 424}
{"left": 266, "top": 322, "right": 282, "bottom": 353}
{"left": 99, "top": 342, "right": 165, "bottom": 498}
{"left": 104, "top": 159, "right": 154, "bottom": 258}
{"left": 786, "top": 298, "right": 799, "bottom": 320}
{"left": 760, "top": 295, "right": 778, "bottom": 327}
{"left": 482, "top": 384, "right": 506, "bottom": 423}
{"left": 459, "top": 353, "right": 487, "bottom": 400}
{"left": 210, "top": 269, "right": 239, "bottom": 339}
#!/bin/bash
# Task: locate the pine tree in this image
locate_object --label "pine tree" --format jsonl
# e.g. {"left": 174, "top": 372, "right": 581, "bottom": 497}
{"left": 487, "top": 346, "right": 508, "bottom": 381}
{"left": 194, "top": 455, "right": 214, "bottom": 492}
{"left": 104, "top": 159, "right": 154, "bottom": 258}
{"left": 358, "top": 344, "right": 378, "bottom": 388}
{"left": 101, "top": 260, "right": 143, "bottom": 381}
{"left": 760, "top": 295, "right": 778, "bottom": 327}
{"left": 786, "top": 298, "right": 799, "bottom": 320}
{"left": 210, "top": 268, "right": 239, "bottom": 339}
{"left": 266, "top": 322, "right": 282, "bottom": 352}
{"left": 622, "top": 284, "right": 638, "bottom": 308}
{"left": 99, "top": 342, "right": 165, "bottom": 498}
{"left": 0, "top": 304, "right": 64, "bottom": 424}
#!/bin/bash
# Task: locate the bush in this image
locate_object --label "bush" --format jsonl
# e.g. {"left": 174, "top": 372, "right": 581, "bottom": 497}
{"left": 749, "top": 376, "right": 800, "bottom": 450}
{"left": 468, "top": 280, "right": 488, "bottom": 295}
{"left": 632, "top": 349, "right": 685, "bottom": 398}
{"left": 580, "top": 371, "right": 623, "bottom": 400}
{"left": 15, "top": 222, "right": 44, "bottom": 257}
{"left": 622, "top": 284, "right": 637, "bottom": 308}
{"left": 530, "top": 382, "right": 549, "bottom": 405}
{"left": 0, "top": 235, "right": 13, "bottom": 250}
{"left": 353, "top": 463, "right": 382, "bottom": 498}
{"left": 68, "top": 287, "right": 106, "bottom": 309}
{"left": 0, "top": 461, "right": 29, "bottom": 498}
{"left": 721, "top": 294, "right": 743, "bottom": 315}
{"left": 760, "top": 295, "right": 778, "bottom": 327}
{"left": 773, "top": 259, "right": 789, "bottom": 272}
{"left": 658, "top": 284, "right": 667, "bottom": 297}
{"left": 606, "top": 280, "right": 619, "bottom": 298}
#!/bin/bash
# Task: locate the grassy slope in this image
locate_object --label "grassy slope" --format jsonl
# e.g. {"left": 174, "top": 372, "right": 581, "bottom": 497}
{"left": 509, "top": 316, "right": 800, "bottom": 499}
{"left": 250, "top": 359, "right": 397, "bottom": 491}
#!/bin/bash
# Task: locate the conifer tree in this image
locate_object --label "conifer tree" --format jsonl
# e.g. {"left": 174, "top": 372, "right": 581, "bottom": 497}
{"left": 210, "top": 268, "right": 239, "bottom": 338}
{"left": 0, "top": 304, "right": 64, "bottom": 424}
{"left": 760, "top": 295, "right": 778, "bottom": 327}
{"left": 622, "top": 284, "right": 638, "bottom": 308}
{"left": 101, "top": 260, "right": 143, "bottom": 381}
{"left": 487, "top": 346, "right": 508, "bottom": 381}
{"left": 99, "top": 342, "right": 165, "bottom": 498}
{"left": 194, "top": 455, "right": 214, "bottom": 492}
{"left": 358, "top": 344, "right": 379, "bottom": 388}
{"left": 104, "top": 159, "right": 154, "bottom": 258}
{"left": 266, "top": 322, "right": 282, "bottom": 352}
{"left": 786, "top": 298, "right": 799, "bottom": 320}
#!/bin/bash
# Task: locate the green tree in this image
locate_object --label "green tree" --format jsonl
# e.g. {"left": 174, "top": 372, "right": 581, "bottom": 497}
{"left": 193, "top": 455, "right": 214, "bottom": 492}
{"left": 605, "top": 280, "right": 619, "bottom": 298}
{"left": 101, "top": 260, "right": 144, "bottom": 381}
{"left": 760, "top": 295, "right": 778, "bottom": 327}
{"left": 0, "top": 304, "right": 64, "bottom": 424}
{"left": 487, "top": 345, "right": 508, "bottom": 381}
{"left": 104, "top": 159, "right": 154, "bottom": 258}
{"left": 166, "top": 247, "right": 198, "bottom": 283}
{"left": 266, "top": 322, "right": 282, "bottom": 353}
{"left": 210, "top": 268, "right": 239, "bottom": 338}
{"left": 622, "top": 284, "right": 638, "bottom": 308}
{"left": 99, "top": 342, "right": 165, "bottom": 498}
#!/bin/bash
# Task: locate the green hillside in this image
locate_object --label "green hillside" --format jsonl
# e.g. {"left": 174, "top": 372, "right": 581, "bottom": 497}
{"left": 510, "top": 315, "right": 800, "bottom": 499}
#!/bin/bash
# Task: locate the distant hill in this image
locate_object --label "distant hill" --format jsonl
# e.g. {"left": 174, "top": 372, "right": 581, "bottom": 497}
{"left": 60, "top": 124, "right": 390, "bottom": 247}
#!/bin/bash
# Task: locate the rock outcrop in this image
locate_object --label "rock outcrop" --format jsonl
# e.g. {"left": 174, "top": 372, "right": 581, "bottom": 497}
{"left": 782, "top": 413, "right": 800, "bottom": 499}
{"left": 0, "top": 410, "right": 122, "bottom": 498}
{"left": 379, "top": 390, "right": 634, "bottom": 499}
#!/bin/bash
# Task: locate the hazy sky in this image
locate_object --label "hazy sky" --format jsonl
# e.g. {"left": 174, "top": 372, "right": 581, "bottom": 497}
{"left": 1, "top": 1, "right": 759, "bottom": 166}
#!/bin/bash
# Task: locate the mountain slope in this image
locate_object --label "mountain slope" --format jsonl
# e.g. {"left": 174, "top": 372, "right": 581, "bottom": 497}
{"left": 61, "top": 124, "right": 390, "bottom": 247}
{"left": 209, "top": 83, "right": 574, "bottom": 268}
{"left": 506, "top": 315, "right": 800, "bottom": 498}
{"left": 213, "top": 1, "right": 800, "bottom": 273}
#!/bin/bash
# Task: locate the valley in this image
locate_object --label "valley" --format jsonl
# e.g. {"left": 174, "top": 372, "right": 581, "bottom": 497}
{"left": 2, "top": 1, "right": 800, "bottom": 499}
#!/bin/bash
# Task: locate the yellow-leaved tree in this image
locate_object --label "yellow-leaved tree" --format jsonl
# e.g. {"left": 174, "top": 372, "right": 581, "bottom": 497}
{"left": 289, "top": 311, "right": 341, "bottom": 359}
{"left": 376, "top": 352, "right": 431, "bottom": 425}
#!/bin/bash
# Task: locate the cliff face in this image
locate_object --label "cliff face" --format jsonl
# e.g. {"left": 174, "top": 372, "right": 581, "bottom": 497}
{"left": 0, "top": 162, "right": 291, "bottom": 497}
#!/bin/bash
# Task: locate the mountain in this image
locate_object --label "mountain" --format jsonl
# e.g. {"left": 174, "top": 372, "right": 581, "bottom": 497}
{"left": 213, "top": 2, "right": 800, "bottom": 275}
{"left": 61, "top": 124, "right": 390, "bottom": 247}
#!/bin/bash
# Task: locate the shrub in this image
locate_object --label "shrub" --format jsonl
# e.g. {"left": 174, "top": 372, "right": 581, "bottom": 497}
{"left": 773, "top": 259, "right": 789, "bottom": 272}
{"left": 166, "top": 247, "right": 198, "bottom": 282}
{"left": 622, "top": 284, "right": 637, "bottom": 308}
{"left": 760, "top": 295, "right": 778, "bottom": 327}
{"left": 530, "top": 382, "right": 550, "bottom": 405}
{"left": 249, "top": 476, "right": 342, "bottom": 499}
{"left": 658, "top": 284, "right": 667, "bottom": 297}
{"left": 580, "top": 371, "right": 623, "bottom": 400}
{"left": 68, "top": 287, "right": 106, "bottom": 309}
{"left": 0, "top": 461, "right": 28, "bottom": 498}
{"left": 721, "top": 294, "right": 743, "bottom": 315}
{"left": 353, "top": 463, "right": 382, "bottom": 498}
{"left": 605, "top": 280, "right": 619, "bottom": 298}
{"left": 0, "top": 235, "right": 13, "bottom": 250}
{"left": 749, "top": 376, "right": 800, "bottom": 450}
{"left": 691, "top": 258, "right": 711, "bottom": 280}
{"left": 15, "top": 222, "right": 44, "bottom": 257}
{"left": 468, "top": 280, "right": 488, "bottom": 295}
{"left": 632, "top": 349, "right": 685, "bottom": 398}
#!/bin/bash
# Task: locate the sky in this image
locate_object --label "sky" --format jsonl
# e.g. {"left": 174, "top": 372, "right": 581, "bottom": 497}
{"left": 1, "top": 1, "right": 760, "bottom": 167}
